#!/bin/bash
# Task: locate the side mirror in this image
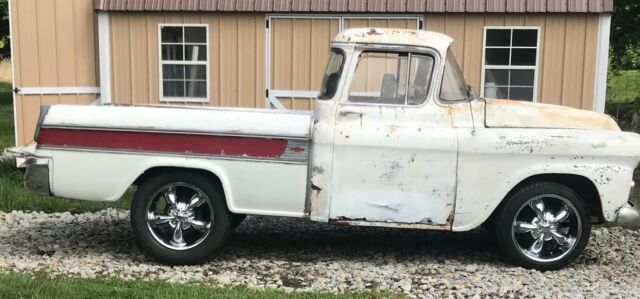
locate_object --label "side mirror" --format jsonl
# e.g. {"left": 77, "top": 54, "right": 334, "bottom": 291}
{"left": 466, "top": 84, "right": 475, "bottom": 101}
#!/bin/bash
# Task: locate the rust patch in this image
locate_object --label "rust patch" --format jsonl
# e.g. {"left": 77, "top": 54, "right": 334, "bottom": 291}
{"left": 312, "top": 166, "right": 325, "bottom": 174}
{"left": 367, "top": 28, "right": 382, "bottom": 35}
{"left": 311, "top": 183, "right": 322, "bottom": 194}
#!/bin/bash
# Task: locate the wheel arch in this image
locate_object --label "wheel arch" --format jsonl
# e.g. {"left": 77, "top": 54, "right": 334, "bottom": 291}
{"left": 486, "top": 173, "right": 603, "bottom": 227}
{"left": 132, "top": 165, "right": 231, "bottom": 209}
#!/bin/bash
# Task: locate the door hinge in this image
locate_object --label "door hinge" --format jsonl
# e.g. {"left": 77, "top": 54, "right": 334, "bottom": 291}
{"left": 265, "top": 89, "right": 269, "bottom": 97}
{"left": 265, "top": 19, "right": 269, "bottom": 29}
{"left": 13, "top": 87, "right": 20, "bottom": 94}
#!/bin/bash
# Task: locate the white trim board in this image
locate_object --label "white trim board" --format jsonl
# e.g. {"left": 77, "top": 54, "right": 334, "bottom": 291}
{"left": 8, "top": 0, "right": 17, "bottom": 146}
{"left": 16, "top": 87, "right": 101, "bottom": 95}
{"left": 593, "top": 14, "right": 611, "bottom": 113}
{"left": 98, "top": 12, "right": 112, "bottom": 104}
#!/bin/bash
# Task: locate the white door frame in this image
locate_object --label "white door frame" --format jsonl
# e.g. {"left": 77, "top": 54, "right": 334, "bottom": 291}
{"left": 264, "top": 14, "right": 424, "bottom": 109}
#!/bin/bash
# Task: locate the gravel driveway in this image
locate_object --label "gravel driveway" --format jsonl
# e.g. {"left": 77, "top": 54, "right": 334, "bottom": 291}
{"left": 0, "top": 210, "right": 639, "bottom": 298}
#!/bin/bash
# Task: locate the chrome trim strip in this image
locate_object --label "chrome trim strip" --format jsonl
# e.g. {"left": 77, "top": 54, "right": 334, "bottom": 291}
{"left": 39, "top": 125, "right": 310, "bottom": 141}
{"left": 37, "top": 145, "right": 309, "bottom": 165}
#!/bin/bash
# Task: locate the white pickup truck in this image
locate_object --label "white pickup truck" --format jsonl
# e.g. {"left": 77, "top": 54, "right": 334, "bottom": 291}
{"left": 19, "top": 28, "right": 640, "bottom": 270}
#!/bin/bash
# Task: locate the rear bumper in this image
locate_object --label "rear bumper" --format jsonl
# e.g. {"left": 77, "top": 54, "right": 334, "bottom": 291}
{"left": 615, "top": 181, "right": 639, "bottom": 229}
{"left": 24, "top": 156, "right": 51, "bottom": 196}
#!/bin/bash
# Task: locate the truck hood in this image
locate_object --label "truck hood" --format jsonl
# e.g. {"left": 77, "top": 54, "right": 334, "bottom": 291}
{"left": 483, "top": 99, "right": 620, "bottom": 131}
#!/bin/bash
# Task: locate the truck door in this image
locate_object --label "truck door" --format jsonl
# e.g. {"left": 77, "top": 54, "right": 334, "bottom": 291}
{"left": 328, "top": 50, "right": 458, "bottom": 229}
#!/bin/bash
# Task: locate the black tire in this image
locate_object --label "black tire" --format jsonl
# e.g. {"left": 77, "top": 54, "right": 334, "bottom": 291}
{"left": 494, "top": 182, "right": 591, "bottom": 271}
{"left": 131, "top": 171, "right": 231, "bottom": 265}
{"left": 231, "top": 214, "right": 247, "bottom": 230}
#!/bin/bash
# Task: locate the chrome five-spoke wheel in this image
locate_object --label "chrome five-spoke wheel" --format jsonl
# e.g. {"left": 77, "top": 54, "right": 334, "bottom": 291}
{"left": 131, "top": 171, "right": 231, "bottom": 265}
{"left": 495, "top": 182, "right": 591, "bottom": 270}
{"left": 512, "top": 194, "right": 581, "bottom": 263}
{"left": 146, "top": 183, "right": 214, "bottom": 250}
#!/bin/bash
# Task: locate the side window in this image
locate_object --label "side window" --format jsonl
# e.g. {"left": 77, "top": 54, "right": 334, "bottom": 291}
{"left": 159, "top": 25, "right": 208, "bottom": 102}
{"left": 482, "top": 27, "right": 539, "bottom": 101}
{"left": 348, "top": 52, "right": 434, "bottom": 105}
{"left": 440, "top": 49, "right": 470, "bottom": 102}
{"left": 318, "top": 49, "right": 345, "bottom": 100}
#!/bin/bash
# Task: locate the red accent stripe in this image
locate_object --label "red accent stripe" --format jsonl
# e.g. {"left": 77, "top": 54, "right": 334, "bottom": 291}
{"left": 37, "top": 128, "right": 289, "bottom": 158}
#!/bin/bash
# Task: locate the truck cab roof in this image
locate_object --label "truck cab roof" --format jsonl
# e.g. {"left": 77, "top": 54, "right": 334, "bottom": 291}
{"left": 332, "top": 28, "right": 453, "bottom": 54}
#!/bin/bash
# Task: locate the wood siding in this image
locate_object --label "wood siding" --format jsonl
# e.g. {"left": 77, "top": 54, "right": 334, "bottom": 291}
{"left": 11, "top": 7, "right": 602, "bottom": 145}
{"left": 109, "top": 12, "right": 265, "bottom": 108}
{"left": 424, "top": 13, "right": 599, "bottom": 109}
{"left": 270, "top": 18, "right": 339, "bottom": 110}
{"left": 10, "top": 0, "right": 99, "bottom": 145}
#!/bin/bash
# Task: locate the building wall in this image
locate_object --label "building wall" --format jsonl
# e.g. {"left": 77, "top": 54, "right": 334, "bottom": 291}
{"left": 109, "top": 12, "right": 600, "bottom": 111}
{"left": 10, "top": 6, "right": 602, "bottom": 145}
{"left": 10, "top": 0, "right": 99, "bottom": 145}
{"left": 424, "top": 13, "right": 599, "bottom": 110}
{"left": 109, "top": 12, "right": 265, "bottom": 108}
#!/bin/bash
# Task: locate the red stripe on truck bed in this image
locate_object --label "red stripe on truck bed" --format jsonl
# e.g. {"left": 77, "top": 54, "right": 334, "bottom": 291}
{"left": 37, "top": 127, "right": 289, "bottom": 158}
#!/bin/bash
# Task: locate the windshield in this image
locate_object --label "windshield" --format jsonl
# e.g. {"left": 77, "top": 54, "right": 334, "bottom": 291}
{"left": 440, "top": 49, "right": 470, "bottom": 101}
{"left": 318, "top": 49, "right": 345, "bottom": 100}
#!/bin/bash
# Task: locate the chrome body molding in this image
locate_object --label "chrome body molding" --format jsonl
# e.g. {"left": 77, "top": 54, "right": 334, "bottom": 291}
{"left": 24, "top": 156, "right": 51, "bottom": 196}
{"left": 36, "top": 145, "right": 310, "bottom": 165}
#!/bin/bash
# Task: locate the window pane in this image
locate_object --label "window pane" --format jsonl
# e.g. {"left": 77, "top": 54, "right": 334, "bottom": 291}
{"left": 511, "top": 49, "right": 536, "bottom": 66}
{"left": 163, "top": 81, "right": 185, "bottom": 97}
{"left": 485, "top": 48, "right": 510, "bottom": 65}
{"left": 510, "top": 70, "right": 535, "bottom": 86}
{"left": 185, "top": 65, "right": 207, "bottom": 80}
{"left": 161, "top": 26, "right": 183, "bottom": 43}
{"left": 185, "top": 27, "right": 206, "bottom": 43}
{"left": 512, "top": 29, "right": 537, "bottom": 47}
{"left": 509, "top": 87, "right": 534, "bottom": 101}
{"left": 484, "top": 69, "right": 509, "bottom": 86}
{"left": 162, "top": 65, "right": 185, "bottom": 79}
{"left": 441, "top": 50, "right": 469, "bottom": 101}
{"left": 162, "top": 45, "right": 183, "bottom": 61}
{"left": 484, "top": 86, "right": 508, "bottom": 99}
{"left": 349, "top": 52, "right": 408, "bottom": 105}
{"left": 186, "top": 81, "right": 207, "bottom": 98}
{"left": 185, "top": 45, "right": 207, "bottom": 61}
{"left": 407, "top": 55, "right": 434, "bottom": 105}
{"left": 318, "top": 49, "right": 345, "bottom": 100}
{"left": 486, "top": 29, "right": 511, "bottom": 47}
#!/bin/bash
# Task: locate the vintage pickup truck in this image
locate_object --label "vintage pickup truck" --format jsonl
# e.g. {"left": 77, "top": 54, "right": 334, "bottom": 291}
{"left": 18, "top": 28, "right": 640, "bottom": 270}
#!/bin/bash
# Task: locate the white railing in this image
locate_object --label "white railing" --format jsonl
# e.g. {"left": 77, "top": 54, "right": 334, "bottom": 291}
{"left": 266, "top": 90, "right": 319, "bottom": 110}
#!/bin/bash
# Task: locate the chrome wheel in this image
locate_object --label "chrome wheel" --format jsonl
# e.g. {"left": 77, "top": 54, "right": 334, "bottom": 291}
{"left": 146, "top": 183, "right": 214, "bottom": 250}
{"left": 511, "top": 194, "right": 581, "bottom": 263}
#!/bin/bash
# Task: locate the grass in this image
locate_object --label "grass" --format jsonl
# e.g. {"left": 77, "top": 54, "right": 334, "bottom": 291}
{"left": 0, "top": 82, "right": 13, "bottom": 150}
{"left": 0, "top": 271, "right": 398, "bottom": 299}
{"left": 607, "top": 70, "right": 640, "bottom": 104}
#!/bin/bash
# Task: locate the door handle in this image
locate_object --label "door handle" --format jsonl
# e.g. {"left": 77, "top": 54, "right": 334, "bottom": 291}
{"left": 339, "top": 110, "right": 363, "bottom": 117}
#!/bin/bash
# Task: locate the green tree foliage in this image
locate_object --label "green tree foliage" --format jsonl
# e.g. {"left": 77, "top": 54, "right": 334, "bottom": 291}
{"left": 0, "top": 0, "right": 7, "bottom": 59}
{"left": 611, "top": 0, "right": 640, "bottom": 70}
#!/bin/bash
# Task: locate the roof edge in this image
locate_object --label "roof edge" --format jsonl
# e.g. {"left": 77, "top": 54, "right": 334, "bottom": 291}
{"left": 94, "top": 0, "right": 614, "bottom": 14}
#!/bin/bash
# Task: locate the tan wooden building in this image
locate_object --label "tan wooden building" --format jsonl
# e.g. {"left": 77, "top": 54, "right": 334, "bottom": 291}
{"left": 9, "top": 0, "right": 613, "bottom": 145}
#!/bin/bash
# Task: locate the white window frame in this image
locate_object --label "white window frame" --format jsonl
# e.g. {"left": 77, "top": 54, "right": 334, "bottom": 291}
{"left": 480, "top": 26, "right": 540, "bottom": 102}
{"left": 158, "top": 24, "right": 210, "bottom": 103}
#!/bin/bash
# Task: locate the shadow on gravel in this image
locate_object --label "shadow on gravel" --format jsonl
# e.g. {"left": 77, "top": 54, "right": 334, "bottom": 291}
{"left": 224, "top": 217, "right": 503, "bottom": 265}
{"left": 4, "top": 214, "right": 504, "bottom": 267}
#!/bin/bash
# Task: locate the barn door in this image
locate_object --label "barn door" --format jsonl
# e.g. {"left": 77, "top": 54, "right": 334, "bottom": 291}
{"left": 266, "top": 15, "right": 422, "bottom": 110}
